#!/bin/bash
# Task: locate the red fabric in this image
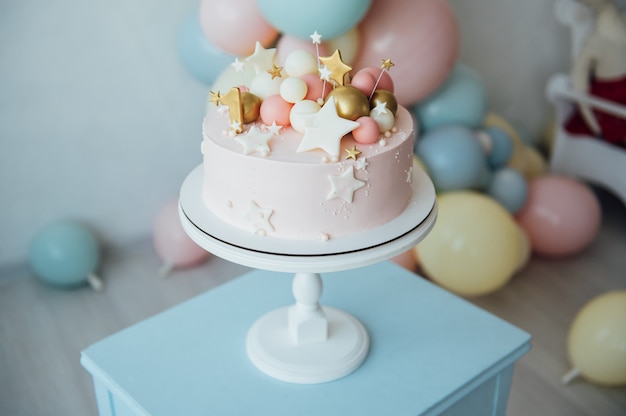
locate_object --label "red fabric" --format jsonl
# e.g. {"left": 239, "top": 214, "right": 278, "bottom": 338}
{"left": 564, "top": 75, "right": 626, "bottom": 148}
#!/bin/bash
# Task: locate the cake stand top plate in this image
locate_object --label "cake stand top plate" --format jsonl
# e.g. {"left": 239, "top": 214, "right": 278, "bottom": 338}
{"left": 179, "top": 164, "right": 437, "bottom": 273}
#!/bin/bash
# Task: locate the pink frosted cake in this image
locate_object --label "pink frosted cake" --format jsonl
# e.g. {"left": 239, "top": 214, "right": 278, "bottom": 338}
{"left": 201, "top": 44, "right": 415, "bottom": 241}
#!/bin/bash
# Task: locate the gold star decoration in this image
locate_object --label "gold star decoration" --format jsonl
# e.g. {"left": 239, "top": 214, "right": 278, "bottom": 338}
{"left": 267, "top": 64, "right": 283, "bottom": 80}
{"left": 381, "top": 58, "right": 395, "bottom": 71}
{"left": 319, "top": 50, "right": 352, "bottom": 86}
{"left": 345, "top": 145, "right": 361, "bottom": 161}
{"left": 209, "top": 90, "right": 221, "bottom": 106}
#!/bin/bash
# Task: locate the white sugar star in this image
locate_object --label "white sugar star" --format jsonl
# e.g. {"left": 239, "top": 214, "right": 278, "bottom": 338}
{"left": 230, "top": 120, "right": 242, "bottom": 133}
{"left": 245, "top": 41, "right": 276, "bottom": 74}
{"left": 355, "top": 157, "right": 369, "bottom": 171}
{"left": 327, "top": 166, "right": 366, "bottom": 203}
{"left": 310, "top": 31, "right": 322, "bottom": 44}
{"left": 318, "top": 65, "right": 331, "bottom": 82}
{"left": 297, "top": 97, "right": 360, "bottom": 161}
{"left": 244, "top": 200, "right": 274, "bottom": 234}
{"left": 231, "top": 58, "right": 245, "bottom": 72}
{"left": 265, "top": 121, "right": 282, "bottom": 136}
{"left": 406, "top": 165, "right": 413, "bottom": 183}
{"left": 372, "top": 101, "right": 388, "bottom": 116}
{"left": 235, "top": 126, "right": 273, "bottom": 156}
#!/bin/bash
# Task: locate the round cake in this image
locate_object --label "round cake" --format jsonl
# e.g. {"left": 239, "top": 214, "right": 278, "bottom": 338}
{"left": 201, "top": 44, "right": 416, "bottom": 241}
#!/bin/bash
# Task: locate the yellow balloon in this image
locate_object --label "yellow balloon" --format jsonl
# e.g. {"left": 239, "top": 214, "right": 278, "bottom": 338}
{"left": 417, "top": 191, "right": 523, "bottom": 296}
{"left": 515, "top": 226, "right": 531, "bottom": 272}
{"left": 567, "top": 290, "right": 626, "bottom": 386}
{"left": 523, "top": 146, "right": 548, "bottom": 180}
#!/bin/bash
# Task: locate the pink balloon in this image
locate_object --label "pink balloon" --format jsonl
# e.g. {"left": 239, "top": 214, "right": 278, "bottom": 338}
{"left": 260, "top": 95, "right": 293, "bottom": 126}
{"left": 199, "top": 0, "right": 279, "bottom": 56}
{"left": 153, "top": 200, "right": 210, "bottom": 268}
{"left": 391, "top": 249, "right": 418, "bottom": 272}
{"left": 354, "top": 0, "right": 459, "bottom": 106}
{"left": 351, "top": 67, "right": 395, "bottom": 96}
{"left": 516, "top": 175, "right": 601, "bottom": 258}
{"left": 276, "top": 35, "right": 330, "bottom": 66}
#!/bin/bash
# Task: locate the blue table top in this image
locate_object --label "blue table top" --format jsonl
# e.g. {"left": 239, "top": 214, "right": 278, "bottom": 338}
{"left": 82, "top": 262, "right": 530, "bottom": 415}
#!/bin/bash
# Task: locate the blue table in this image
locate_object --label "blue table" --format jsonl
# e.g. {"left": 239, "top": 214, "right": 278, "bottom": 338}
{"left": 81, "top": 262, "right": 530, "bottom": 416}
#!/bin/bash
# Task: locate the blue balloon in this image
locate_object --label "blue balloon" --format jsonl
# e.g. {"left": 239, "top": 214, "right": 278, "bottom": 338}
{"left": 257, "top": 0, "right": 371, "bottom": 40}
{"left": 413, "top": 63, "right": 487, "bottom": 133}
{"left": 29, "top": 220, "right": 100, "bottom": 288}
{"left": 177, "top": 11, "right": 236, "bottom": 86}
{"left": 487, "top": 168, "right": 528, "bottom": 214}
{"left": 416, "top": 126, "right": 489, "bottom": 192}
{"left": 485, "top": 126, "right": 514, "bottom": 169}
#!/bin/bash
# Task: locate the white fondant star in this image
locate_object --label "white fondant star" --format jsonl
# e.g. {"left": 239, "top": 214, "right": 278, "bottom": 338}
{"left": 244, "top": 200, "right": 274, "bottom": 234}
{"left": 372, "top": 101, "right": 388, "bottom": 116}
{"left": 355, "top": 157, "right": 369, "bottom": 171}
{"left": 310, "top": 31, "right": 322, "bottom": 44}
{"left": 245, "top": 41, "right": 276, "bottom": 74}
{"left": 318, "top": 65, "right": 332, "bottom": 82}
{"left": 231, "top": 57, "right": 245, "bottom": 72}
{"left": 327, "top": 166, "right": 366, "bottom": 203}
{"left": 406, "top": 165, "right": 413, "bottom": 183}
{"left": 265, "top": 121, "right": 282, "bottom": 136}
{"left": 235, "top": 126, "right": 273, "bottom": 156}
{"left": 297, "top": 97, "right": 360, "bottom": 161}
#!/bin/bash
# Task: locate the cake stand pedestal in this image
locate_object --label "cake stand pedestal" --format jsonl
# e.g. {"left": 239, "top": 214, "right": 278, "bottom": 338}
{"left": 178, "top": 164, "right": 437, "bottom": 384}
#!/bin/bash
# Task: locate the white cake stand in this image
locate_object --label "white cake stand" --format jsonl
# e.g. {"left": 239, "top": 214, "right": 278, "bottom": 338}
{"left": 179, "top": 164, "right": 437, "bottom": 384}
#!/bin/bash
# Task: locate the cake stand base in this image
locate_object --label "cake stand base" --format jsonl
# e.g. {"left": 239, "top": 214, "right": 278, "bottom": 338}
{"left": 247, "top": 306, "right": 368, "bottom": 384}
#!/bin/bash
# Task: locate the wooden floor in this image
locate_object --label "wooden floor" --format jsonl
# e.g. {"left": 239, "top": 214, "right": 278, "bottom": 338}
{"left": 1, "top": 189, "right": 624, "bottom": 416}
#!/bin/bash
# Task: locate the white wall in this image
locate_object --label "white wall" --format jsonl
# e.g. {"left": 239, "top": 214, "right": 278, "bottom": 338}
{"left": 0, "top": 0, "right": 207, "bottom": 269}
{"left": 448, "top": 0, "right": 571, "bottom": 142}
{"left": 0, "top": 0, "right": 574, "bottom": 270}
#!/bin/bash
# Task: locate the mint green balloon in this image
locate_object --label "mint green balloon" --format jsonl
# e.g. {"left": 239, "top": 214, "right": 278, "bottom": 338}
{"left": 257, "top": 0, "right": 371, "bottom": 40}
{"left": 29, "top": 220, "right": 100, "bottom": 288}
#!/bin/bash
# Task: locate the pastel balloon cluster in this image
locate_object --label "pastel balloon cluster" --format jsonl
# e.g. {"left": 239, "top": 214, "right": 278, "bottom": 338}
{"left": 179, "top": 0, "right": 459, "bottom": 107}
{"left": 396, "top": 62, "right": 602, "bottom": 295}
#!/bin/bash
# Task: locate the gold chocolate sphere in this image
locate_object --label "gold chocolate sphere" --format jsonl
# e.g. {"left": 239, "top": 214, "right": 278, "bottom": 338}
{"left": 242, "top": 92, "right": 262, "bottom": 124}
{"left": 370, "top": 90, "right": 398, "bottom": 115}
{"left": 326, "top": 86, "right": 370, "bottom": 121}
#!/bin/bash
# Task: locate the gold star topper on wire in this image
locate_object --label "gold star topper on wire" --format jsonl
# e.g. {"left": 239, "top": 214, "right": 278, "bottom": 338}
{"left": 318, "top": 49, "right": 352, "bottom": 87}
{"left": 381, "top": 58, "right": 395, "bottom": 71}
{"left": 369, "top": 58, "right": 395, "bottom": 100}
